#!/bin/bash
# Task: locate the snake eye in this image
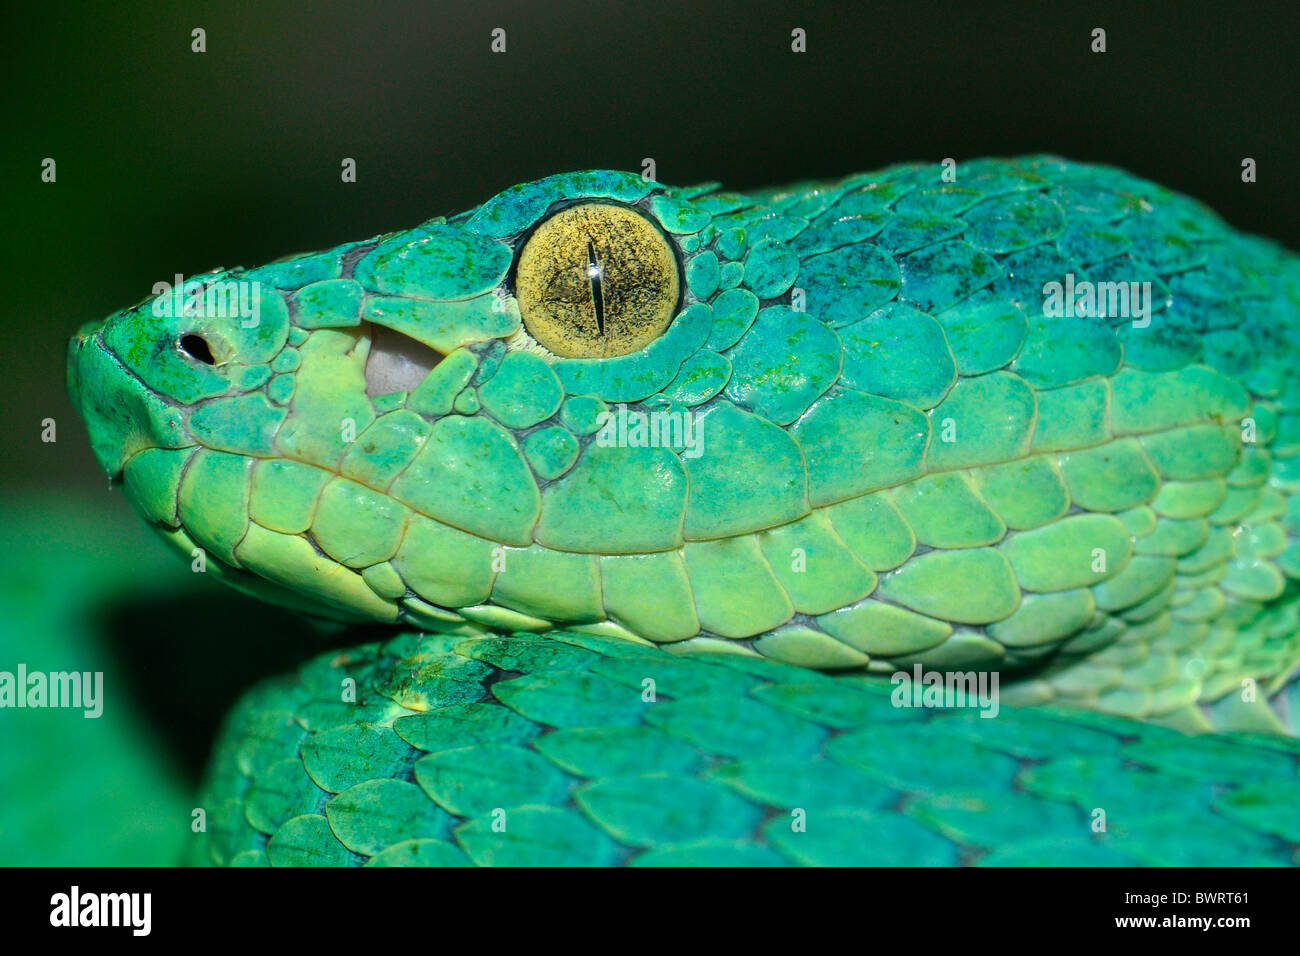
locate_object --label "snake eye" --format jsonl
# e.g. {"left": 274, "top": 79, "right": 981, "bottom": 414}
{"left": 178, "top": 333, "right": 217, "bottom": 365}
{"left": 514, "top": 202, "right": 681, "bottom": 358}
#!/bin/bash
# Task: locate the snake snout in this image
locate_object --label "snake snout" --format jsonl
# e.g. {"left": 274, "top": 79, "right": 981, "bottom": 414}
{"left": 67, "top": 320, "right": 189, "bottom": 479}
{"left": 65, "top": 321, "right": 97, "bottom": 411}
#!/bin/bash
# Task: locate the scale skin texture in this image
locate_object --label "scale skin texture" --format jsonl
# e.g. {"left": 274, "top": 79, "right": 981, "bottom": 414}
{"left": 67, "top": 157, "right": 1300, "bottom": 866}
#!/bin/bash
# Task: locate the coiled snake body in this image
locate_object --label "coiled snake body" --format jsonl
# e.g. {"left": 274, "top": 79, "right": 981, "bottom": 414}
{"left": 69, "top": 157, "right": 1300, "bottom": 865}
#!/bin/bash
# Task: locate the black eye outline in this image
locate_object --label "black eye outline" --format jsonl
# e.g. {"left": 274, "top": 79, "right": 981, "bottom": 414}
{"left": 178, "top": 333, "right": 217, "bottom": 365}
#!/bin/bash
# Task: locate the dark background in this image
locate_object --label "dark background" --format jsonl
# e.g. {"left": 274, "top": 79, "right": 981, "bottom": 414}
{"left": 0, "top": 0, "right": 1296, "bottom": 863}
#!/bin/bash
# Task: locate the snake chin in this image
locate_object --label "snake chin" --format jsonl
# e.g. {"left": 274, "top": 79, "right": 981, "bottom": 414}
{"left": 363, "top": 322, "right": 445, "bottom": 396}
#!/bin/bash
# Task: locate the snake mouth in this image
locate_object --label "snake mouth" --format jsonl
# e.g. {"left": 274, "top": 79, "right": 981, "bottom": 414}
{"left": 363, "top": 322, "right": 446, "bottom": 397}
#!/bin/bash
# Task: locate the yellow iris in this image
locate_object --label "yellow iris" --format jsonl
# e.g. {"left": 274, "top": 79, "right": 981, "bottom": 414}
{"left": 514, "top": 202, "right": 680, "bottom": 358}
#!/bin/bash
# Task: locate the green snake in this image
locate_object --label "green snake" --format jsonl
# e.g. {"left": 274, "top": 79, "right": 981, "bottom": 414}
{"left": 67, "top": 157, "right": 1300, "bottom": 866}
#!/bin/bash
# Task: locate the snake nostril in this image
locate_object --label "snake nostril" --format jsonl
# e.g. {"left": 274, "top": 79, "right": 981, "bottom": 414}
{"left": 179, "top": 333, "right": 217, "bottom": 365}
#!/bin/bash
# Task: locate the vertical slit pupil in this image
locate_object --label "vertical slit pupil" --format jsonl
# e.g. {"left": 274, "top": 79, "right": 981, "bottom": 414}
{"left": 586, "top": 240, "right": 605, "bottom": 336}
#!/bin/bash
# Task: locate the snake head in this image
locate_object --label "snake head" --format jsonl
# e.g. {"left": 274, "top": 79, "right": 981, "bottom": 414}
{"left": 66, "top": 170, "right": 742, "bottom": 627}
{"left": 68, "top": 157, "right": 1300, "bottom": 731}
